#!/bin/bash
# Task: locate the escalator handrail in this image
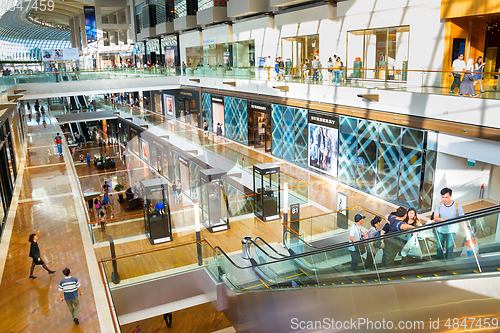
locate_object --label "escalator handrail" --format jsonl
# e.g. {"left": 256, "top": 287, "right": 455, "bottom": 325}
{"left": 283, "top": 230, "right": 321, "bottom": 252}
{"left": 253, "top": 237, "right": 289, "bottom": 258}
{"left": 213, "top": 205, "right": 500, "bottom": 271}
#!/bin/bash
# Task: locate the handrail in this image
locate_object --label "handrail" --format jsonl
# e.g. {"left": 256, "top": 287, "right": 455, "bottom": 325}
{"left": 100, "top": 239, "right": 216, "bottom": 262}
{"left": 214, "top": 205, "right": 500, "bottom": 271}
{"left": 4, "top": 65, "right": 500, "bottom": 76}
{"left": 97, "top": 261, "right": 120, "bottom": 333}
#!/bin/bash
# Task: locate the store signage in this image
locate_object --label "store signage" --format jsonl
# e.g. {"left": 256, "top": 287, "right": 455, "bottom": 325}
{"left": 248, "top": 100, "right": 271, "bottom": 113}
{"left": 203, "top": 39, "right": 215, "bottom": 45}
{"left": 310, "top": 115, "right": 337, "bottom": 127}
{"left": 180, "top": 91, "right": 193, "bottom": 97}
{"left": 212, "top": 96, "right": 224, "bottom": 104}
{"left": 149, "top": 186, "right": 164, "bottom": 193}
{"left": 467, "top": 159, "right": 476, "bottom": 167}
{"left": 263, "top": 168, "right": 279, "bottom": 175}
{"left": 153, "top": 140, "right": 164, "bottom": 149}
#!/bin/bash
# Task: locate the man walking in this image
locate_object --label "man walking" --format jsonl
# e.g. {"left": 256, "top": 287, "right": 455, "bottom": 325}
{"left": 55, "top": 133, "right": 63, "bottom": 155}
{"left": 59, "top": 268, "right": 82, "bottom": 325}
{"left": 450, "top": 53, "right": 465, "bottom": 94}
{"left": 86, "top": 153, "right": 91, "bottom": 166}
{"left": 108, "top": 194, "right": 115, "bottom": 218}
{"left": 312, "top": 56, "right": 319, "bottom": 82}
{"left": 433, "top": 187, "right": 464, "bottom": 259}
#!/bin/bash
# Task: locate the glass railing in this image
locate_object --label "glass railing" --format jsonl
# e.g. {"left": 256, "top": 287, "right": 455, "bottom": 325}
{"left": 214, "top": 205, "right": 500, "bottom": 292}
{"left": 282, "top": 206, "right": 387, "bottom": 243}
{"left": 99, "top": 239, "right": 219, "bottom": 289}
{"left": 4, "top": 65, "right": 500, "bottom": 99}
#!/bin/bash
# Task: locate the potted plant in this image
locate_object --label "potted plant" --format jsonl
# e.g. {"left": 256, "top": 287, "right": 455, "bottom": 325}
{"left": 115, "top": 184, "right": 124, "bottom": 203}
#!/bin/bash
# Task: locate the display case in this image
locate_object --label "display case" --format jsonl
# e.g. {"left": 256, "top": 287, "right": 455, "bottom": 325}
{"left": 140, "top": 178, "right": 172, "bottom": 245}
{"left": 253, "top": 163, "right": 280, "bottom": 222}
{"left": 199, "top": 168, "right": 229, "bottom": 233}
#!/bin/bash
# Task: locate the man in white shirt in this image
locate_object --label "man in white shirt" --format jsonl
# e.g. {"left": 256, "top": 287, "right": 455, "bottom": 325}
{"left": 450, "top": 53, "right": 465, "bottom": 94}
{"left": 312, "top": 56, "right": 319, "bottom": 82}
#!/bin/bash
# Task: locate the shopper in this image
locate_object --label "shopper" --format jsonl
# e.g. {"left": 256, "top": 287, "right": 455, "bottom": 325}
{"left": 108, "top": 194, "right": 115, "bottom": 218}
{"left": 449, "top": 53, "right": 465, "bottom": 94}
{"left": 327, "top": 57, "right": 333, "bottom": 83}
{"left": 86, "top": 153, "right": 91, "bottom": 166}
{"left": 382, "top": 207, "right": 414, "bottom": 267}
{"left": 172, "top": 181, "right": 178, "bottom": 204}
{"left": 265, "top": 55, "right": 271, "bottom": 80}
{"left": 164, "top": 313, "right": 172, "bottom": 328}
{"left": 363, "top": 216, "right": 383, "bottom": 268}
{"left": 55, "top": 133, "right": 63, "bottom": 155}
{"left": 459, "top": 59, "right": 476, "bottom": 97}
{"left": 129, "top": 164, "right": 134, "bottom": 177}
{"left": 474, "top": 56, "right": 485, "bottom": 94}
{"left": 99, "top": 210, "right": 106, "bottom": 232}
{"left": 433, "top": 187, "right": 464, "bottom": 260}
{"left": 58, "top": 268, "right": 82, "bottom": 325}
{"left": 312, "top": 56, "right": 319, "bottom": 82}
{"left": 28, "top": 233, "right": 56, "bottom": 278}
{"left": 348, "top": 214, "right": 365, "bottom": 271}
{"left": 334, "top": 57, "right": 342, "bottom": 85}
{"left": 131, "top": 325, "right": 142, "bottom": 333}
{"left": 177, "top": 180, "right": 182, "bottom": 203}
{"left": 203, "top": 120, "right": 209, "bottom": 136}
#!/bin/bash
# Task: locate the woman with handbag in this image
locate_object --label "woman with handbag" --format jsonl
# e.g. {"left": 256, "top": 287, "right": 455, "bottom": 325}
{"left": 28, "top": 234, "right": 55, "bottom": 278}
{"left": 459, "top": 59, "right": 476, "bottom": 97}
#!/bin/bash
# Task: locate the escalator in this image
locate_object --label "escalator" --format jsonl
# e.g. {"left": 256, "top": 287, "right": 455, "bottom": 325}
{"left": 77, "top": 95, "right": 87, "bottom": 108}
{"left": 215, "top": 205, "right": 500, "bottom": 292}
{"left": 79, "top": 122, "right": 91, "bottom": 141}
{"left": 69, "top": 96, "right": 78, "bottom": 110}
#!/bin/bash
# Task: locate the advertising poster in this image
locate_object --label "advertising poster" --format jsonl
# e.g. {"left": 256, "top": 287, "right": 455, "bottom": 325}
{"left": 141, "top": 139, "right": 149, "bottom": 161}
{"left": 42, "top": 48, "right": 79, "bottom": 61}
{"left": 337, "top": 192, "right": 347, "bottom": 215}
{"left": 42, "top": 49, "right": 54, "bottom": 61}
{"left": 308, "top": 111, "right": 339, "bottom": 177}
{"left": 163, "top": 95, "right": 174, "bottom": 117}
{"left": 84, "top": 6, "right": 97, "bottom": 47}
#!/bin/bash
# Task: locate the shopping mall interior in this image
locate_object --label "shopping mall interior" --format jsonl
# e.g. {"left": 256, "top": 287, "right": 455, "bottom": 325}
{"left": 1, "top": 0, "right": 500, "bottom": 332}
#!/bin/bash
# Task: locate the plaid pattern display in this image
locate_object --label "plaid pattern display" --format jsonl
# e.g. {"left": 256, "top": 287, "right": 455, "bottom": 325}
{"left": 375, "top": 124, "right": 402, "bottom": 201}
{"left": 294, "top": 108, "right": 308, "bottom": 167}
{"left": 224, "top": 96, "right": 248, "bottom": 145}
{"left": 356, "top": 120, "right": 379, "bottom": 192}
{"left": 338, "top": 117, "right": 358, "bottom": 186}
{"left": 398, "top": 129, "right": 424, "bottom": 208}
{"left": 201, "top": 93, "right": 212, "bottom": 132}
{"left": 271, "top": 104, "right": 283, "bottom": 158}
{"left": 283, "top": 106, "right": 295, "bottom": 162}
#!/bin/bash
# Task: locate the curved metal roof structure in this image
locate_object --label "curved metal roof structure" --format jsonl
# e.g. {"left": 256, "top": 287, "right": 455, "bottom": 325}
{"left": 0, "top": 0, "right": 85, "bottom": 61}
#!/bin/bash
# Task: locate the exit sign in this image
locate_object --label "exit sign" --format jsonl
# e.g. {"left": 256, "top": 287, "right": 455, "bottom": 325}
{"left": 467, "top": 159, "right": 476, "bottom": 167}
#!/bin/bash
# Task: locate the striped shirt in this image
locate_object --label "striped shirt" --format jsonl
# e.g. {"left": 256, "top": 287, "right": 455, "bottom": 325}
{"left": 59, "top": 276, "right": 81, "bottom": 301}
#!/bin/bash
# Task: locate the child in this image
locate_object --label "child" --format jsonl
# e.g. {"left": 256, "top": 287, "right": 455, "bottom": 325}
{"left": 79, "top": 153, "right": 84, "bottom": 163}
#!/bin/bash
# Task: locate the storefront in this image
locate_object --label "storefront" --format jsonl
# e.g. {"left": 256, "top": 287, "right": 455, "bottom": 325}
{"left": 347, "top": 26, "right": 409, "bottom": 81}
{"left": 176, "top": 89, "right": 200, "bottom": 127}
{"left": 247, "top": 100, "right": 271, "bottom": 152}
{"left": 210, "top": 95, "right": 224, "bottom": 132}
{"left": 134, "top": 42, "right": 146, "bottom": 67}
{"left": 282, "top": 34, "right": 319, "bottom": 77}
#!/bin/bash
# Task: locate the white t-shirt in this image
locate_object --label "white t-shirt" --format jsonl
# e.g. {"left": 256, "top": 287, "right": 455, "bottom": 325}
{"left": 452, "top": 59, "right": 466, "bottom": 73}
{"left": 348, "top": 223, "right": 362, "bottom": 252}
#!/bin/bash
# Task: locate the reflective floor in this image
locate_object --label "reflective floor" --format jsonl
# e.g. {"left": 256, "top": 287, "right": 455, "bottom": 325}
{"left": 0, "top": 107, "right": 101, "bottom": 332}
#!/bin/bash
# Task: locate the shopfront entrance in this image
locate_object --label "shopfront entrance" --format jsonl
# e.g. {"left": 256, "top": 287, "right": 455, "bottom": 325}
{"left": 282, "top": 35, "right": 319, "bottom": 77}
{"left": 175, "top": 90, "right": 200, "bottom": 128}
{"left": 248, "top": 100, "right": 271, "bottom": 152}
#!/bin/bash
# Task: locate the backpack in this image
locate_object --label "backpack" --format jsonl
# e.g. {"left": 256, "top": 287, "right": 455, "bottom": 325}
{"left": 363, "top": 226, "right": 382, "bottom": 248}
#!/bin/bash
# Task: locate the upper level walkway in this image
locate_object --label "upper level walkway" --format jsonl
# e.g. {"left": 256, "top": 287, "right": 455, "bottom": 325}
{"left": 0, "top": 103, "right": 113, "bottom": 332}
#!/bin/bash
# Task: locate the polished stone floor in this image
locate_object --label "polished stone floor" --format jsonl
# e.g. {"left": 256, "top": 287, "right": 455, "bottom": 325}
{"left": 0, "top": 110, "right": 103, "bottom": 332}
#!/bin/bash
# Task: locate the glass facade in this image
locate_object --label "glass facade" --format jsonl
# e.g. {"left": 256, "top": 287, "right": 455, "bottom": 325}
{"left": 224, "top": 96, "right": 248, "bottom": 145}
{"left": 347, "top": 26, "right": 410, "bottom": 81}
{"left": 155, "top": 0, "right": 175, "bottom": 24}
{"left": 336, "top": 115, "right": 436, "bottom": 212}
{"left": 174, "top": 0, "right": 187, "bottom": 18}
{"left": 271, "top": 105, "right": 308, "bottom": 167}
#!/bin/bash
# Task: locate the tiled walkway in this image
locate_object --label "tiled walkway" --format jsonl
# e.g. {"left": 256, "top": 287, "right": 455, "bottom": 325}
{"left": 0, "top": 107, "right": 113, "bottom": 331}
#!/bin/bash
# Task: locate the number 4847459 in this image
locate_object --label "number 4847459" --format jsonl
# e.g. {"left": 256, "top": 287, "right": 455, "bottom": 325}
{"left": 444, "top": 318, "right": 499, "bottom": 330}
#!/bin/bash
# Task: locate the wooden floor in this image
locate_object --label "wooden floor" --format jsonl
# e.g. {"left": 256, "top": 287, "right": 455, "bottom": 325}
{"left": 120, "top": 302, "right": 232, "bottom": 333}
{"left": 0, "top": 109, "right": 101, "bottom": 332}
